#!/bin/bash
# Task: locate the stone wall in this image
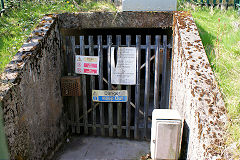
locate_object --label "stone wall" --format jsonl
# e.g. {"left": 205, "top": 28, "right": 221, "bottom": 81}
{"left": 0, "top": 15, "right": 66, "bottom": 159}
{"left": 170, "top": 11, "right": 228, "bottom": 159}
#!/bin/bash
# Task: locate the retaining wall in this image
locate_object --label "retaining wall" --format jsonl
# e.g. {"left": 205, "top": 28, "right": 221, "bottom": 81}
{"left": 171, "top": 11, "right": 228, "bottom": 159}
{"left": 0, "top": 15, "right": 65, "bottom": 159}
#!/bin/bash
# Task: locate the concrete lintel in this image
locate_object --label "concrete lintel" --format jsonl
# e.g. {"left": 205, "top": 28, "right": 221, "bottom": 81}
{"left": 58, "top": 11, "right": 173, "bottom": 31}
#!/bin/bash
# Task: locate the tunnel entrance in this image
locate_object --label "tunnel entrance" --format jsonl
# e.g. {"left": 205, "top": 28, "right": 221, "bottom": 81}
{"left": 0, "top": 11, "right": 228, "bottom": 159}
{"left": 61, "top": 28, "right": 172, "bottom": 140}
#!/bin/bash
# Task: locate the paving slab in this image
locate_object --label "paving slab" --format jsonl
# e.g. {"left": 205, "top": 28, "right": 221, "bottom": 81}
{"left": 55, "top": 136, "right": 150, "bottom": 160}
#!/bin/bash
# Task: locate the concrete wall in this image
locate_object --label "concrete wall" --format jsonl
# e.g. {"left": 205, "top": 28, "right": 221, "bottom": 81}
{"left": 171, "top": 11, "right": 228, "bottom": 159}
{"left": 59, "top": 12, "right": 173, "bottom": 31}
{"left": 0, "top": 15, "right": 66, "bottom": 159}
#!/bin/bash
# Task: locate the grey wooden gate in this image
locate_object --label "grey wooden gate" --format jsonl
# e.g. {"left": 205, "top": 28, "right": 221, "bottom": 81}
{"left": 63, "top": 34, "right": 171, "bottom": 140}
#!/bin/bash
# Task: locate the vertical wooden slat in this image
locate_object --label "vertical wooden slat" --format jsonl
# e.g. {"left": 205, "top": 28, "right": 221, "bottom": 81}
{"left": 154, "top": 35, "right": 161, "bottom": 109}
{"left": 220, "top": 0, "right": 223, "bottom": 8}
{"left": 70, "top": 36, "right": 75, "bottom": 73}
{"left": 236, "top": 0, "right": 239, "bottom": 9}
{"left": 66, "top": 36, "right": 72, "bottom": 75}
{"left": 0, "top": 0, "right": 5, "bottom": 11}
{"left": 98, "top": 35, "right": 105, "bottom": 136}
{"left": 126, "top": 35, "right": 131, "bottom": 138}
{"left": 66, "top": 36, "right": 75, "bottom": 133}
{"left": 62, "top": 35, "right": 69, "bottom": 130}
{"left": 213, "top": 0, "right": 216, "bottom": 5}
{"left": 238, "top": 1, "right": 240, "bottom": 16}
{"left": 71, "top": 36, "right": 81, "bottom": 134}
{"left": 161, "top": 35, "right": 168, "bottom": 109}
{"left": 143, "top": 35, "right": 151, "bottom": 138}
{"left": 134, "top": 35, "right": 141, "bottom": 140}
{"left": 62, "top": 36, "right": 68, "bottom": 75}
{"left": 80, "top": 36, "right": 88, "bottom": 135}
{"left": 89, "top": 36, "right": 96, "bottom": 135}
{"left": 116, "top": 35, "right": 122, "bottom": 138}
{"left": 107, "top": 35, "right": 113, "bottom": 137}
{"left": 74, "top": 96, "right": 80, "bottom": 133}
{"left": 226, "top": 0, "right": 229, "bottom": 6}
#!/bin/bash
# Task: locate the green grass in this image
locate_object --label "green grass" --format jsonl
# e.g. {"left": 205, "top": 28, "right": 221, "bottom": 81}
{"left": 0, "top": 0, "right": 117, "bottom": 72}
{"left": 182, "top": 5, "right": 240, "bottom": 157}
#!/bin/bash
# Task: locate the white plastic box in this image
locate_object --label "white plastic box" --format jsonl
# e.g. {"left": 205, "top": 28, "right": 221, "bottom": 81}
{"left": 151, "top": 109, "right": 183, "bottom": 160}
{"left": 122, "top": 0, "right": 177, "bottom": 11}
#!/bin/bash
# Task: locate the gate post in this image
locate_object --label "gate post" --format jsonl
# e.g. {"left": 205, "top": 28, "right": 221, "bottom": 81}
{"left": 160, "top": 35, "right": 168, "bottom": 109}
{"left": 0, "top": 0, "right": 5, "bottom": 16}
{"left": 238, "top": 1, "right": 240, "bottom": 16}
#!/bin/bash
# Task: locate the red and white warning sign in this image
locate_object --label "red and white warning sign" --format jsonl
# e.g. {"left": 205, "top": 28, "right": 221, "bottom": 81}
{"left": 75, "top": 55, "right": 99, "bottom": 75}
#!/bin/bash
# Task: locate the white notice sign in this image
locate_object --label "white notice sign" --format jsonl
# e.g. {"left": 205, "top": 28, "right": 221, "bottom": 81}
{"left": 75, "top": 55, "right": 99, "bottom": 75}
{"left": 111, "top": 47, "right": 136, "bottom": 85}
